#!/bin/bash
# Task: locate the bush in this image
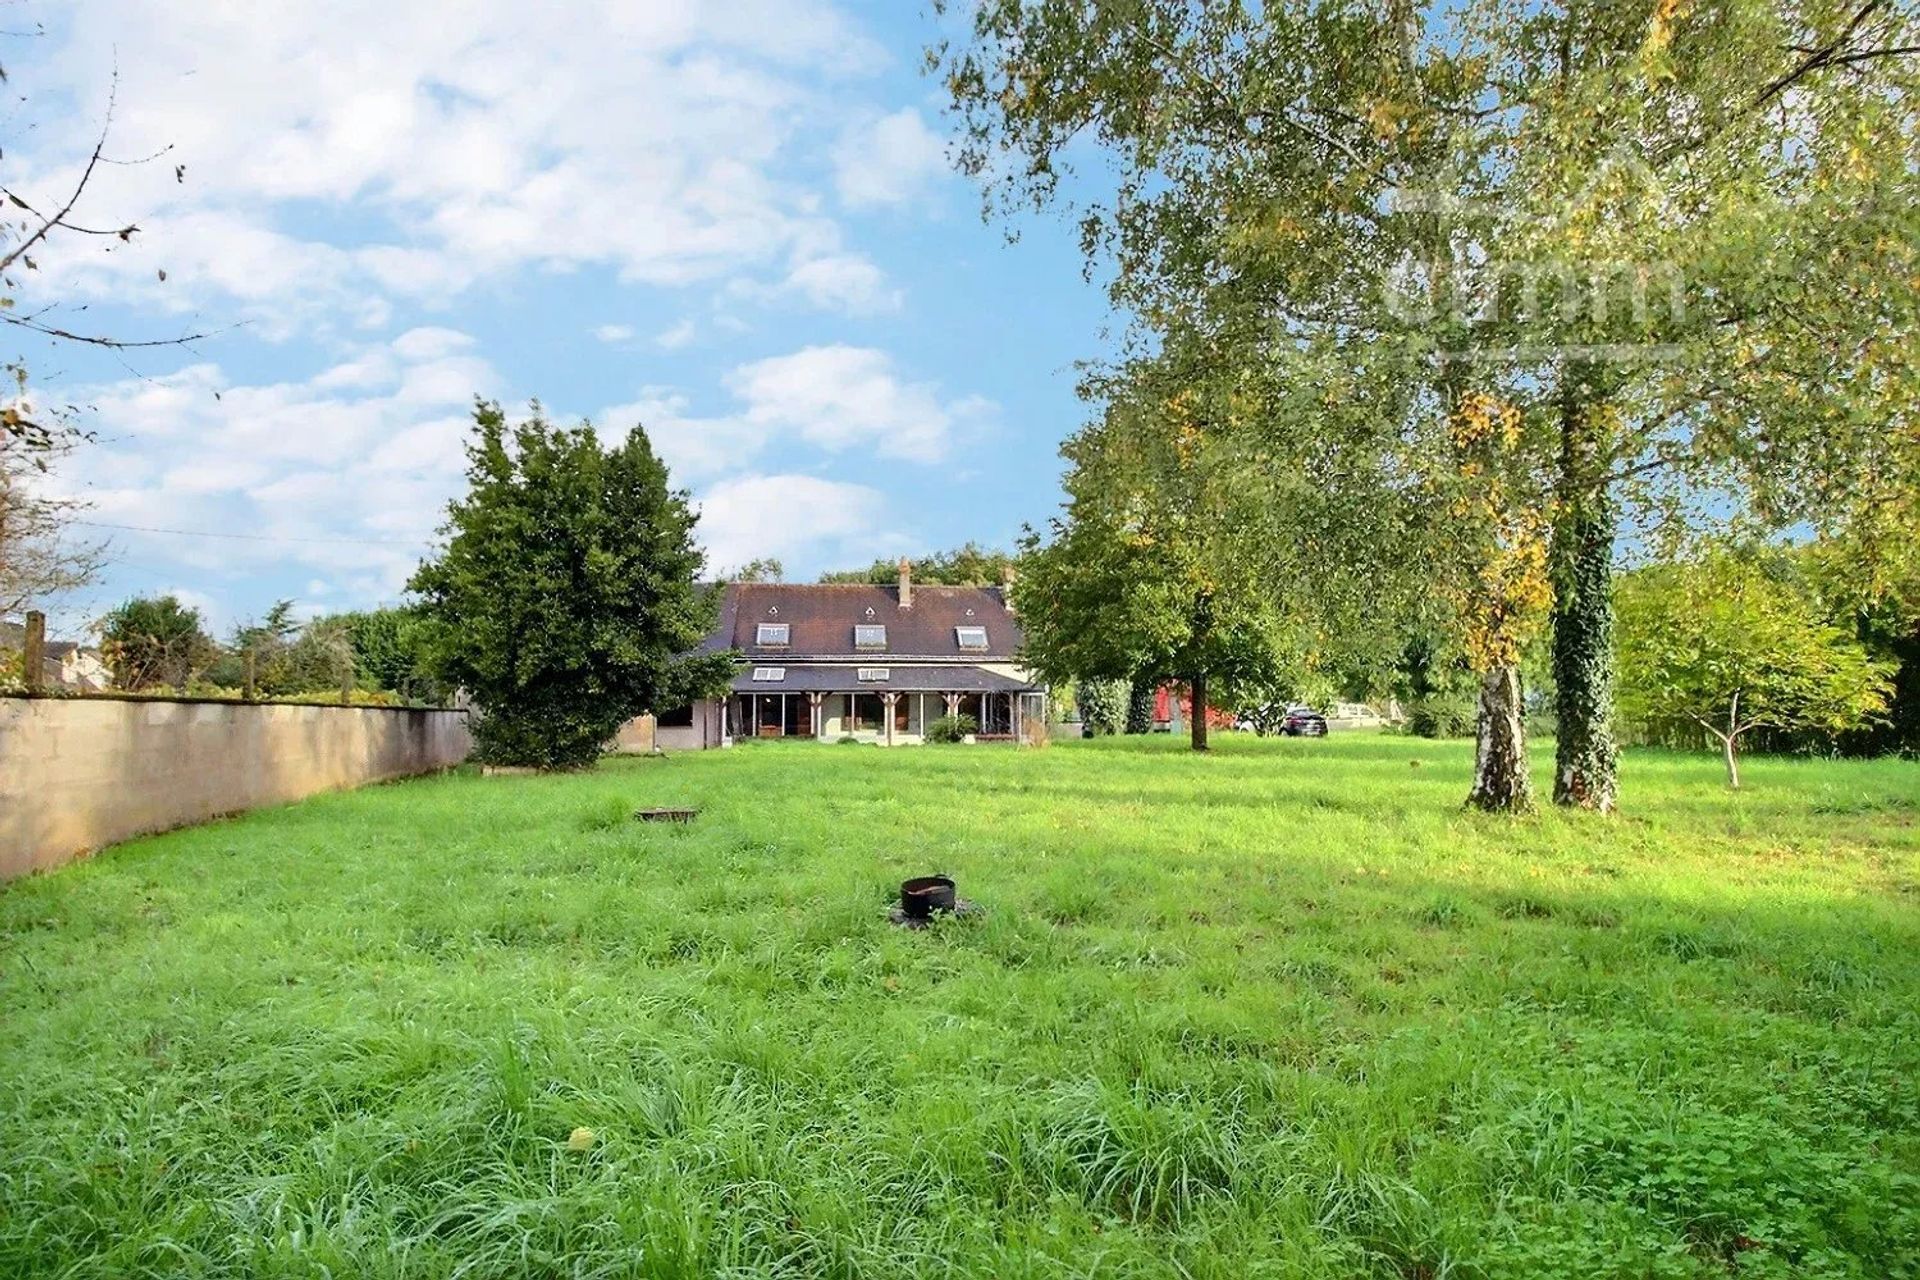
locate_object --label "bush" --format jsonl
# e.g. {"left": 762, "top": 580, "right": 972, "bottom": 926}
{"left": 926, "top": 714, "right": 977, "bottom": 743}
{"left": 1407, "top": 693, "right": 1476, "bottom": 738}
{"left": 408, "top": 402, "right": 734, "bottom": 770}
{"left": 1076, "top": 679, "right": 1125, "bottom": 735}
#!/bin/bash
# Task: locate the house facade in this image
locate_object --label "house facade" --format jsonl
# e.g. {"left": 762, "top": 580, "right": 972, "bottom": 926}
{"left": 638, "top": 560, "right": 1046, "bottom": 749}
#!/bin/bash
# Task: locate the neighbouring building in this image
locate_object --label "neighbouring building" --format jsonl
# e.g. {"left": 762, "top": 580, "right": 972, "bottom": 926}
{"left": 0, "top": 620, "right": 113, "bottom": 693}
{"left": 632, "top": 560, "right": 1047, "bottom": 749}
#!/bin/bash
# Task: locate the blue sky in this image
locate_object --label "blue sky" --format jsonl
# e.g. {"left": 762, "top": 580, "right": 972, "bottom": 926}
{"left": 10, "top": 2, "right": 1112, "bottom": 636}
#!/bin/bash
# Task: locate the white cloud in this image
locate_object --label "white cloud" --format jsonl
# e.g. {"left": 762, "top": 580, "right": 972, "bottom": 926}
{"left": 593, "top": 324, "right": 638, "bottom": 344}
{"left": 598, "top": 344, "right": 993, "bottom": 482}
{"left": 655, "top": 319, "right": 699, "bottom": 349}
{"left": 390, "top": 327, "right": 476, "bottom": 361}
{"left": 833, "top": 107, "right": 949, "bottom": 208}
{"left": 726, "top": 345, "right": 987, "bottom": 462}
{"left": 13, "top": 1, "right": 901, "bottom": 333}
{"left": 781, "top": 253, "right": 903, "bottom": 315}
{"left": 595, "top": 389, "right": 769, "bottom": 485}
{"left": 51, "top": 330, "right": 502, "bottom": 600}
{"left": 694, "top": 473, "right": 900, "bottom": 572}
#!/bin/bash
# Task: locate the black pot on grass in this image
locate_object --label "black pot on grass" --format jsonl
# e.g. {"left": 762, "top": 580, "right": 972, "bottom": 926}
{"left": 900, "top": 876, "right": 957, "bottom": 919}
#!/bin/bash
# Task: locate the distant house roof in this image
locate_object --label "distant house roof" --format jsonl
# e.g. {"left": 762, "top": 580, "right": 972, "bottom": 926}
{"left": 712, "top": 582, "right": 1022, "bottom": 661}
{"left": 728, "top": 664, "right": 1035, "bottom": 694}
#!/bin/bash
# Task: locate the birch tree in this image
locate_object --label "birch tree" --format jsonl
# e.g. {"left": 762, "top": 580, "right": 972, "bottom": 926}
{"left": 936, "top": 0, "right": 1920, "bottom": 810}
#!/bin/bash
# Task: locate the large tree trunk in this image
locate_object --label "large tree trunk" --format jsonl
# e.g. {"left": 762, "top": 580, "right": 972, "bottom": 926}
{"left": 1550, "top": 378, "right": 1619, "bottom": 812}
{"left": 1125, "top": 675, "right": 1155, "bottom": 735}
{"left": 1550, "top": 490, "right": 1618, "bottom": 811}
{"left": 1189, "top": 671, "right": 1210, "bottom": 752}
{"left": 1468, "top": 664, "right": 1532, "bottom": 811}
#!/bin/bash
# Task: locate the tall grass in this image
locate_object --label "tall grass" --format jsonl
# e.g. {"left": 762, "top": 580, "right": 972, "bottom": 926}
{"left": 1, "top": 735, "right": 1915, "bottom": 1277}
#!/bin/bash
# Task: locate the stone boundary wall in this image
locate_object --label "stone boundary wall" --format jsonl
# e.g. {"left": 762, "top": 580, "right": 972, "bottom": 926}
{"left": 0, "top": 695, "right": 471, "bottom": 880}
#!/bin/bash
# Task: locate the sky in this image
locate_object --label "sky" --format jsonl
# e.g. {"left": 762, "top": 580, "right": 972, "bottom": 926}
{"left": 7, "top": 2, "right": 1113, "bottom": 636}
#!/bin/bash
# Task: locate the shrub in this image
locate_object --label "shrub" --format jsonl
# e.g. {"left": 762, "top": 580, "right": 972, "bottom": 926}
{"left": 409, "top": 402, "right": 735, "bottom": 769}
{"left": 1407, "top": 693, "right": 1476, "bottom": 738}
{"left": 926, "top": 713, "right": 977, "bottom": 743}
{"left": 1077, "top": 679, "right": 1125, "bottom": 735}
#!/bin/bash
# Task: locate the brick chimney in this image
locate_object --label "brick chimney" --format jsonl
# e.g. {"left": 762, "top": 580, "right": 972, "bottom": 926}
{"left": 897, "top": 557, "right": 913, "bottom": 608}
{"left": 1001, "top": 564, "right": 1016, "bottom": 612}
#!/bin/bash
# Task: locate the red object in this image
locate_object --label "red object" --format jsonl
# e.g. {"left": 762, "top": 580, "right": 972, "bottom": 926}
{"left": 1153, "top": 683, "right": 1233, "bottom": 730}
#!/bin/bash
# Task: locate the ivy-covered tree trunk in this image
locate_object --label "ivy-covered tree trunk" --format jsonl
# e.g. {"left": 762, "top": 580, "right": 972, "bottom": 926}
{"left": 1189, "top": 671, "right": 1210, "bottom": 752}
{"left": 1125, "top": 676, "right": 1155, "bottom": 734}
{"left": 1550, "top": 386, "right": 1619, "bottom": 812}
{"left": 1468, "top": 665, "right": 1532, "bottom": 811}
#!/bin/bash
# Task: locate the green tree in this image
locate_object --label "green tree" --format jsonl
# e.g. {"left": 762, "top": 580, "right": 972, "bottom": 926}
{"left": 1075, "top": 678, "right": 1125, "bottom": 736}
{"left": 340, "top": 607, "right": 443, "bottom": 704}
{"left": 937, "top": 0, "right": 1920, "bottom": 811}
{"left": 409, "top": 401, "right": 734, "bottom": 769}
{"left": 99, "top": 595, "right": 215, "bottom": 690}
{"left": 210, "top": 600, "right": 299, "bottom": 696}
{"left": 726, "top": 557, "right": 785, "bottom": 583}
{"left": 1618, "top": 549, "right": 1892, "bottom": 788}
{"left": 819, "top": 542, "right": 1015, "bottom": 586}
{"left": 1015, "top": 376, "right": 1289, "bottom": 752}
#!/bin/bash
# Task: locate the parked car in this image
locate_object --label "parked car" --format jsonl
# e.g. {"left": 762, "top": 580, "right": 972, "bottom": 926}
{"left": 1281, "top": 705, "right": 1328, "bottom": 736}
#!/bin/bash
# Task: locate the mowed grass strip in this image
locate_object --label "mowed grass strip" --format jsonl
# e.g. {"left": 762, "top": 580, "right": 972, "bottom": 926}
{"left": 1, "top": 735, "right": 1915, "bottom": 1278}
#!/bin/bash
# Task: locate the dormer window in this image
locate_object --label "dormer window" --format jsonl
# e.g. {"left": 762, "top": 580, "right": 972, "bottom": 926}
{"left": 756, "top": 623, "right": 789, "bottom": 647}
{"left": 956, "top": 625, "right": 989, "bottom": 651}
{"left": 854, "top": 624, "right": 887, "bottom": 650}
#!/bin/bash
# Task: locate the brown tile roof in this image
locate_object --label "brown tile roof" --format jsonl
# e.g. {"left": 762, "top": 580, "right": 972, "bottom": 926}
{"left": 716, "top": 583, "right": 1022, "bottom": 661}
{"left": 729, "top": 664, "right": 1035, "bottom": 693}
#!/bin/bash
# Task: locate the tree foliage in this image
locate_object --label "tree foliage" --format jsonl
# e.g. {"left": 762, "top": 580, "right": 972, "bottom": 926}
{"left": 1014, "top": 370, "right": 1292, "bottom": 751}
{"left": 937, "top": 0, "right": 1920, "bottom": 805}
{"left": 1074, "top": 678, "right": 1125, "bottom": 736}
{"left": 725, "top": 557, "right": 785, "bottom": 583}
{"left": 1617, "top": 548, "right": 1892, "bottom": 787}
{"left": 409, "top": 401, "right": 733, "bottom": 769}
{"left": 99, "top": 595, "right": 215, "bottom": 691}
{"left": 819, "top": 542, "right": 1015, "bottom": 586}
{"left": 1, "top": 433, "right": 105, "bottom": 618}
{"left": 339, "top": 607, "right": 444, "bottom": 704}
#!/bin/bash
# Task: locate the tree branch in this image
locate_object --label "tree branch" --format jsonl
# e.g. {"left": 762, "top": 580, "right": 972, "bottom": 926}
{"left": 1755, "top": 0, "right": 1903, "bottom": 106}
{"left": 0, "top": 72, "right": 119, "bottom": 275}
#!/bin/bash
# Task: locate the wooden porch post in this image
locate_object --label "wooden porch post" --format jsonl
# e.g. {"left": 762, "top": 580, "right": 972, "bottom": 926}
{"left": 807, "top": 691, "right": 823, "bottom": 738}
{"left": 882, "top": 692, "right": 898, "bottom": 746}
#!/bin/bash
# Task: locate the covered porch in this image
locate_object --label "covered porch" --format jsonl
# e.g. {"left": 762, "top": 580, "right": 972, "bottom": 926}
{"left": 728, "top": 666, "right": 1044, "bottom": 745}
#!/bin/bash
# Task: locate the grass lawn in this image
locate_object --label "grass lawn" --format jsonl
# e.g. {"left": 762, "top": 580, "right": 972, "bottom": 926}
{"left": 1, "top": 734, "right": 1917, "bottom": 1278}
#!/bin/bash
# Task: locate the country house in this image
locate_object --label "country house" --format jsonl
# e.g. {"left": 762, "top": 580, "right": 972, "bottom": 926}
{"left": 643, "top": 560, "right": 1046, "bottom": 749}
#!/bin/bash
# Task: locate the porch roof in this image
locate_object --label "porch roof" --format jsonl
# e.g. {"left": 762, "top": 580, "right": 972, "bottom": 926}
{"left": 729, "top": 665, "right": 1038, "bottom": 694}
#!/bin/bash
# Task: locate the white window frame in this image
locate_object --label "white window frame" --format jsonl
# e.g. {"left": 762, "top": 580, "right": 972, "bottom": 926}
{"left": 751, "top": 667, "right": 786, "bottom": 682}
{"left": 854, "top": 623, "right": 887, "bottom": 650}
{"left": 955, "top": 625, "right": 989, "bottom": 650}
{"left": 756, "top": 622, "right": 789, "bottom": 646}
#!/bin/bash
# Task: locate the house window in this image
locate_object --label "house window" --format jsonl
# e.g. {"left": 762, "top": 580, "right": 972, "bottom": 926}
{"left": 751, "top": 667, "right": 785, "bottom": 682}
{"left": 955, "top": 625, "right": 989, "bottom": 650}
{"left": 756, "top": 622, "right": 789, "bottom": 646}
{"left": 657, "top": 704, "right": 694, "bottom": 728}
{"left": 857, "top": 667, "right": 890, "bottom": 682}
{"left": 854, "top": 623, "right": 887, "bottom": 650}
{"left": 850, "top": 692, "right": 885, "bottom": 731}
